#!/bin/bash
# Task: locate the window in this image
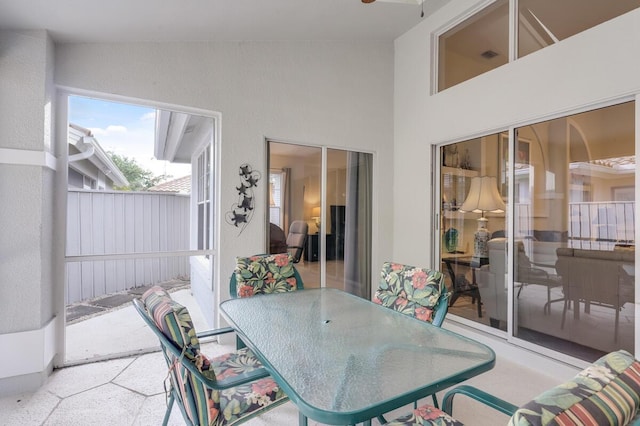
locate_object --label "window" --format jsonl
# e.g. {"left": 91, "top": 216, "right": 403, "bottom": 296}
{"left": 438, "top": 0, "right": 509, "bottom": 91}
{"left": 269, "top": 171, "right": 283, "bottom": 227}
{"left": 196, "top": 144, "right": 212, "bottom": 252}
{"left": 518, "top": 0, "right": 640, "bottom": 58}
{"left": 437, "top": 1, "right": 640, "bottom": 91}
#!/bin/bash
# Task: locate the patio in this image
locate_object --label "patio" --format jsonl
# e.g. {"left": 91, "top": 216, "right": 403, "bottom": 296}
{"left": 0, "top": 285, "right": 561, "bottom": 425}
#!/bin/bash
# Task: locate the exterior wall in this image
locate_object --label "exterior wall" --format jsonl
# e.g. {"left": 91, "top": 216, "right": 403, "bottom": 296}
{"left": 0, "top": 30, "right": 57, "bottom": 394}
{"left": 394, "top": 2, "right": 639, "bottom": 371}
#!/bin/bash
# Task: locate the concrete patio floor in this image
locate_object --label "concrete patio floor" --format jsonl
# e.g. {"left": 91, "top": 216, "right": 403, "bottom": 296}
{"left": 0, "top": 286, "right": 563, "bottom": 425}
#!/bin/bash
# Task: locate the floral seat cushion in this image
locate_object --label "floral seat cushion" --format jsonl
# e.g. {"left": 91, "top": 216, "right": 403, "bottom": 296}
{"left": 234, "top": 253, "right": 298, "bottom": 298}
{"left": 509, "top": 350, "right": 640, "bottom": 426}
{"left": 385, "top": 405, "right": 463, "bottom": 426}
{"left": 140, "top": 286, "right": 287, "bottom": 425}
{"left": 373, "top": 262, "right": 447, "bottom": 323}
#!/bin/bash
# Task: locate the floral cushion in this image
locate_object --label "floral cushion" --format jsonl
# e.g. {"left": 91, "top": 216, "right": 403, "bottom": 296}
{"left": 140, "top": 286, "right": 288, "bottom": 425}
{"left": 142, "top": 286, "right": 202, "bottom": 361}
{"left": 509, "top": 350, "right": 640, "bottom": 426}
{"left": 386, "top": 405, "right": 464, "bottom": 426}
{"left": 234, "top": 253, "right": 298, "bottom": 298}
{"left": 373, "top": 262, "right": 447, "bottom": 323}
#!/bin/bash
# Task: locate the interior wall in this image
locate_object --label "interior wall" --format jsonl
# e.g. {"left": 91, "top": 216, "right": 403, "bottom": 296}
{"left": 54, "top": 40, "right": 394, "bottom": 323}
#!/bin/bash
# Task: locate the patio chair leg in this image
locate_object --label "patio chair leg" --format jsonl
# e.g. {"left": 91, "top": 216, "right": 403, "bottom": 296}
{"left": 377, "top": 415, "right": 387, "bottom": 424}
{"left": 431, "top": 393, "right": 439, "bottom": 408}
{"left": 298, "top": 411, "right": 308, "bottom": 426}
{"left": 163, "top": 393, "right": 175, "bottom": 426}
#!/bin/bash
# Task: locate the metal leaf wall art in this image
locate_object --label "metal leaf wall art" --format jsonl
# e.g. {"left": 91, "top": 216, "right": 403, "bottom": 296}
{"left": 226, "top": 163, "right": 261, "bottom": 235}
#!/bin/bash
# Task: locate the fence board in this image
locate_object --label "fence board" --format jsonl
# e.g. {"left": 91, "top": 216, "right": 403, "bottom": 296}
{"left": 66, "top": 190, "right": 190, "bottom": 304}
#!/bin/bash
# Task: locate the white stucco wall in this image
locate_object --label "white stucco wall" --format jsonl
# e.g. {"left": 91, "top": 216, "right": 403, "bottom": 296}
{"left": 0, "top": 29, "right": 58, "bottom": 394}
{"left": 54, "top": 40, "right": 394, "bottom": 323}
{"left": 0, "top": 30, "right": 56, "bottom": 332}
{"left": 394, "top": 1, "right": 640, "bottom": 370}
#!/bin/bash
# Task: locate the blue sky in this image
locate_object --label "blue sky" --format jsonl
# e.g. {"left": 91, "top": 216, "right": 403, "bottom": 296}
{"left": 69, "top": 96, "right": 190, "bottom": 179}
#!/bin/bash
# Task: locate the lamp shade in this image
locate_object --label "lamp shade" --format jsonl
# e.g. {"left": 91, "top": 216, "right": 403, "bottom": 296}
{"left": 312, "top": 206, "right": 321, "bottom": 218}
{"left": 459, "top": 176, "right": 506, "bottom": 214}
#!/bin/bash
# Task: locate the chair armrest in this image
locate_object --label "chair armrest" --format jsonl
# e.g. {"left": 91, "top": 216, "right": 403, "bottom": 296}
{"left": 214, "top": 367, "right": 271, "bottom": 389}
{"left": 178, "top": 348, "right": 272, "bottom": 390}
{"left": 442, "top": 385, "right": 518, "bottom": 417}
{"left": 197, "top": 326, "right": 236, "bottom": 338}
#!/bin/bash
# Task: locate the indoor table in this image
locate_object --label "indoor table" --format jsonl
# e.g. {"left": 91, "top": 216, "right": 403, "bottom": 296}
{"left": 219, "top": 288, "right": 495, "bottom": 426}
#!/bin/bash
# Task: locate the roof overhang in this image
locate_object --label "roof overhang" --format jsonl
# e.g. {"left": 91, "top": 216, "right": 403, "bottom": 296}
{"left": 155, "top": 111, "right": 212, "bottom": 164}
{"left": 68, "top": 124, "right": 130, "bottom": 187}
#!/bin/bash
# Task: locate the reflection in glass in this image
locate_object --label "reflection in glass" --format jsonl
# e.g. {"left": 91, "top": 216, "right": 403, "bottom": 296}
{"left": 518, "top": 0, "right": 640, "bottom": 58}
{"left": 267, "top": 143, "right": 372, "bottom": 298}
{"left": 514, "top": 102, "right": 635, "bottom": 362}
{"left": 439, "top": 133, "right": 507, "bottom": 329}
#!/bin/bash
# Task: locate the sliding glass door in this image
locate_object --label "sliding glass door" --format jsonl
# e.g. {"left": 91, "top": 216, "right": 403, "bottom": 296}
{"left": 267, "top": 141, "right": 372, "bottom": 297}
{"left": 437, "top": 100, "right": 635, "bottom": 363}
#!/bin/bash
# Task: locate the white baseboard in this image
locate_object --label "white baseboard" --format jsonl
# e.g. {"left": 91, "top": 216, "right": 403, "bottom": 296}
{"left": 0, "top": 316, "right": 59, "bottom": 380}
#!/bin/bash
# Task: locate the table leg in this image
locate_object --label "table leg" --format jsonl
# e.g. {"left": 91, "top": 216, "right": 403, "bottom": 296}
{"left": 299, "top": 412, "right": 308, "bottom": 426}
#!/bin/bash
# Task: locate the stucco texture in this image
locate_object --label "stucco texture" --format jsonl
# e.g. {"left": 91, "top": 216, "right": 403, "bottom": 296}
{"left": 54, "top": 40, "right": 395, "bottom": 319}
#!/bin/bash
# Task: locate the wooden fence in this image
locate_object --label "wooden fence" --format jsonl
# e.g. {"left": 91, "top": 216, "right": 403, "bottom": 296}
{"left": 66, "top": 189, "right": 190, "bottom": 304}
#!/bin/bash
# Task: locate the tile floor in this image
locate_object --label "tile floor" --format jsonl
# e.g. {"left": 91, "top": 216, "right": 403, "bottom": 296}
{"left": 1, "top": 288, "right": 564, "bottom": 425}
{"left": 0, "top": 343, "right": 561, "bottom": 426}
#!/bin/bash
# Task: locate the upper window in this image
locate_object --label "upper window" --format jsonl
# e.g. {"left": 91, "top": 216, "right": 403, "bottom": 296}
{"left": 438, "top": 0, "right": 509, "bottom": 92}
{"left": 438, "top": 0, "right": 640, "bottom": 91}
{"left": 518, "top": 0, "right": 640, "bottom": 58}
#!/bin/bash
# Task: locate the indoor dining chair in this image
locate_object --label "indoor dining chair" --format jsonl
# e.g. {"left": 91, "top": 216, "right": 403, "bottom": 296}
{"left": 373, "top": 261, "right": 450, "bottom": 423}
{"left": 133, "top": 286, "right": 288, "bottom": 426}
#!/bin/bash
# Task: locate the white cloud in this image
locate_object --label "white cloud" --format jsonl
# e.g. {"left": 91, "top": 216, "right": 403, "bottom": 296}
{"left": 106, "top": 125, "right": 127, "bottom": 133}
{"left": 89, "top": 127, "right": 107, "bottom": 136}
{"left": 141, "top": 112, "right": 156, "bottom": 121}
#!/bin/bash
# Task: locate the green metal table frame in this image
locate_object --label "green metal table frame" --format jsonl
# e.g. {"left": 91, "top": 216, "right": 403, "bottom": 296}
{"left": 220, "top": 288, "right": 495, "bottom": 426}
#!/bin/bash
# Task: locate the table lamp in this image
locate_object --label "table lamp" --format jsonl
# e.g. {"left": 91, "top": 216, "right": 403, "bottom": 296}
{"left": 311, "top": 206, "right": 321, "bottom": 233}
{"left": 459, "top": 176, "right": 505, "bottom": 266}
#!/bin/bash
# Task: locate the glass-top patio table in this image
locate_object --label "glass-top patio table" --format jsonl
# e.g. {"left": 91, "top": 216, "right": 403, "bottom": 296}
{"left": 219, "top": 288, "right": 495, "bottom": 426}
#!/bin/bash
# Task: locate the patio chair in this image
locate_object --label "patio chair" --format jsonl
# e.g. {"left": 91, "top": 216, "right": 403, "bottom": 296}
{"left": 133, "top": 286, "right": 288, "bottom": 426}
{"left": 384, "top": 350, "right": 640, "bottom": 426}
{"left": 230, "top": 252, "right": 304, "bottom": 298}
{"left": 374, "top": 261, "right": 450, "bottom": 327}
{"left": 373, "top": 261, "right": 450, "bottom": 421}
{"left": 229, "top": 253, "right": 304, "bottom": 349}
